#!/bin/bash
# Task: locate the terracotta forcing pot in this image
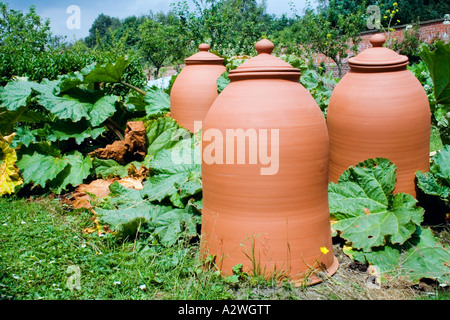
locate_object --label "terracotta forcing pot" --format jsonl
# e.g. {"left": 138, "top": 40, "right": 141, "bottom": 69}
{"left": 200, "top": 39, "right": 338, "bottom": 285}
{"left": 327, "top": 34, "right": 431, "bottom": 197}
{"left": 170, "top": 44, "right": 226, "bottom": 132}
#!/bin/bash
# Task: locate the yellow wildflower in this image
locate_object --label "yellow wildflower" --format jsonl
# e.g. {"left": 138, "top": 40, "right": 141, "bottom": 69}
{"left": 320, "top": 247, "right": 329, "bottom": 255}
{"left": 393, "top": 2, "right": 398, "bottom": 6}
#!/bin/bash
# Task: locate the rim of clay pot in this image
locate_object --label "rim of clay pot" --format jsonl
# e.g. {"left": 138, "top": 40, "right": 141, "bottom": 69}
{"left": 348, "top": 33, "right": 409, "bottom": 72}
{"left": 228, "top": 39, "right": 302, "bottom": 80}
{"left": 185, "top": 43, "right": 225, "bottom": 65}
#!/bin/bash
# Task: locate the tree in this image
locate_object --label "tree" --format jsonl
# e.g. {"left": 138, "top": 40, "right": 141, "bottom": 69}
{"left": 138, "top": 19, "right": 180, "bottom": 78}
{"left": 367, "top": 0, "right": 450, "bottom": 25}
{"left": 85, "top": 14, "right": 122, "bottom": 48}
{"left": 0, "top": 3, "right": 53, "bottom": 53}
{"left": 172, "top": 0, "right": 273, "bottom": 56}
{"left": 0, "top": 3, "right": 94, "bottom": 84}
{"left": 295, "top": 0, "right": 367, "bottom": 77}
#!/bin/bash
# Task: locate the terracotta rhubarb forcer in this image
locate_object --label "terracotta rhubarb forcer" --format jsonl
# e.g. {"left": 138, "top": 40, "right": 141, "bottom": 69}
{"left": 170, "top": 44, "right": 226, "bottom": 132}
{"left": 200, "top": 39, "right": 338, "bottom": 286}
{"left": 327, "top": 34, "right": 431, "bottom": 197}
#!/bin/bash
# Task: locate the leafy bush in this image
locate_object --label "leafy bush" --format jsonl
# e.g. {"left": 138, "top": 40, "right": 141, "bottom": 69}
{"left": 329, "top": 158, "right": 450, "bottom": 285}
{"left": 418, "top": 41, "right": 450, "bottom": 145}
{"left": 416, "top": 145, "right": 450, "bottom": 205}
{"left": 0, "top": 57, "right": 166, "bottom": 194}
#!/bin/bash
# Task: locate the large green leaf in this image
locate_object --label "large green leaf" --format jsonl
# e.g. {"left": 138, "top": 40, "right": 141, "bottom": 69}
{"left": 82, "top": 57, "right": 130, "bottom": 83}
{"left": 49, "top": 151, "right": 93, "bottom": 194}
{"left": 37, "top": 87, "right": 118, "bottom": 125}
{"left": 420, "top": 41, "right": 450, "bottom": 105}
{"left": 329, "top": 158, "right": 424, "bottom": 251}
{"left": 88, "top": 95, "right": 118, "bottom": 127}
{"left": 431, "top": 145, "right": 450, "bottom": 185}
{"left": 347, "top": 227, "right": 450, "bottom": 285}
{"left": 55, "top": 72, "right": 84, "bottom": 94}
{"left": 145, "top": 116, "right": 190, "bottom": 158}
{"left": 92, "top": 158, "right": 129, "bottom": 179}
{"left": 144, "top": 87, "right": 171, "bottom": 118}
{"left": 141, "top": 138, "right": 202, "bottom": 208}
{"left": 96, "top": 183, "right": 200, "bottom": 245}
{"left": 0, "top": 79, "right": 35, "bottom": 111}
{"left": 44, "top": 122, "right": 106, "bottom": 145}
{"left": 37, "top": 87, "right": 92, "bottom": 122}
{"left": 0, "top": 107, "right": 27, "bottom": 135}
{"left": 96, "top": 202, "right": 156, "bottom": 238}
{"left": 217, "top": 72, "right": 230, "bottom": 94}
{"left": 16, "top": 148, "right": 92, "bottom": 192}
{"left": 416, "top": 171, "right": 450, "bottom": 200}
{"left": 151, "top": 208, "right": 199, "bottom": 247}
{"left": 416, "top": 145, "right": 450, "bottom": 202}
{"left": 17, "top": 151, "right": 68, "bottom": 188}
{"left": 400, "top": 227, "right": 450, "bottom": 284}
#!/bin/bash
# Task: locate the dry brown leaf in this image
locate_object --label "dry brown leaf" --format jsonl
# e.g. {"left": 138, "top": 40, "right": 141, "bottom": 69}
{"left": 117, "top": 177, "right": 144, "bottom": 190}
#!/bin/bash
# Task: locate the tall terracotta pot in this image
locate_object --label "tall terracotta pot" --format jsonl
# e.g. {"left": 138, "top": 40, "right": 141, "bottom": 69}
{"left": 327, "top": 34, "right": 431, "bottom": 197}
{"left": 200, "top": 39, "right": 338, "bottom": 285}
{"left": 170, "top": 44, "right": 226, "bottom": 132}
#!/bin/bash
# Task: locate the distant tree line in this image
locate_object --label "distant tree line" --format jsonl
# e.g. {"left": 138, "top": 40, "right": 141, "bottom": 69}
{"left": 1, "top": 0, "right": 448, "bottom": 82}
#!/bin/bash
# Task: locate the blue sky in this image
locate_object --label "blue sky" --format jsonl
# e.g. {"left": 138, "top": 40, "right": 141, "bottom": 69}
{"left": 6, "top": 0, "right": 312, "bottom": 41}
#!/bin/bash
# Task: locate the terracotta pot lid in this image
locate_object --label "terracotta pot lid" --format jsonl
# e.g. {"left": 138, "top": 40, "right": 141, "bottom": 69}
{"left": 185, "top": 43, "right": 224, "bottom": 65}
{"left": 348, "top": 34, "right": 408, "bottom": 70}
{"left": 229, "top": 39, "right": 301, "bottom": 79}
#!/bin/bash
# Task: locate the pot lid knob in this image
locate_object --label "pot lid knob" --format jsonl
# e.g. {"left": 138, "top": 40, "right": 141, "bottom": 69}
{"left": 369, "top": 34, "right": 387, "bottom": 47}
{"left": 184, "top": 43, "right": 224, "bottom": 65}
{"left": 198, "top": 43, "right": 210, "bottom": 52}
{"left": 255, "top": 39, "right": 274, "bottom": 55}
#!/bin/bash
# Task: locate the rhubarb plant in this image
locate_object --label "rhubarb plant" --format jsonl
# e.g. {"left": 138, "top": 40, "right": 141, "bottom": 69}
{"left": 0, "top": 57, "right": 171, "bottom": 194}
{"left": 329, "top": 158, "right": 450, "bottom": 285}
{"left": 416, "top": 144, "right": 450, "bottom": 204}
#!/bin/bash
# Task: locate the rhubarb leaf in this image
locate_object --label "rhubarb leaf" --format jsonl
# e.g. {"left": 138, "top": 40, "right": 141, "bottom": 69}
{"left": 329, "top": 158, "right": 424, "bottom": 251}
{"left": 0, "top": 139, "right": 23, "bottom": 195}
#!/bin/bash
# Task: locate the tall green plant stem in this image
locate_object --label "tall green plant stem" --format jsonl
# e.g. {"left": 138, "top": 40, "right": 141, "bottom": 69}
{"left": 119, "top": 80, "right": 146, "bottom": 96}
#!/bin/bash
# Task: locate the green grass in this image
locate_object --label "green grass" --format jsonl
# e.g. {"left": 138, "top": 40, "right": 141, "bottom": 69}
{"left": 1, "top": 196, "right": 447, "bottom": 300}
{"left": 0, "top": 196, "right": 304, "bottom": 300}
{"left": 0, "top": 196, "right": 239, "bottom": 300}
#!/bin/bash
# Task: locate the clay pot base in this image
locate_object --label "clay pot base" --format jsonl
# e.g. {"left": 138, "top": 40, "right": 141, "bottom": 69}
{"left": 292, "top": 255, "right": 339, "bottom": 287}
{"left": 204, "top": 255, "right": 339, "bottom": 287}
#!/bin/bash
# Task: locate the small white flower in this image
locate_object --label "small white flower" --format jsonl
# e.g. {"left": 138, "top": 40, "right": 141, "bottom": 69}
{"left": 139, "top": 284, "right": 146, "bottom": 290}
{"left": 2, "top": 223, "right": 7, "bottom": 226}
{"left": 113, "top": 281, "right": 121, "bottom": 285}
{"left": 12, "top": 274, "right": 20, "bottom": 280}
{"left": 49, "top": 260, "right": 56, "bottom": 264}
{"left": 20, "top": 221, "right": 26, "bottom": 225}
